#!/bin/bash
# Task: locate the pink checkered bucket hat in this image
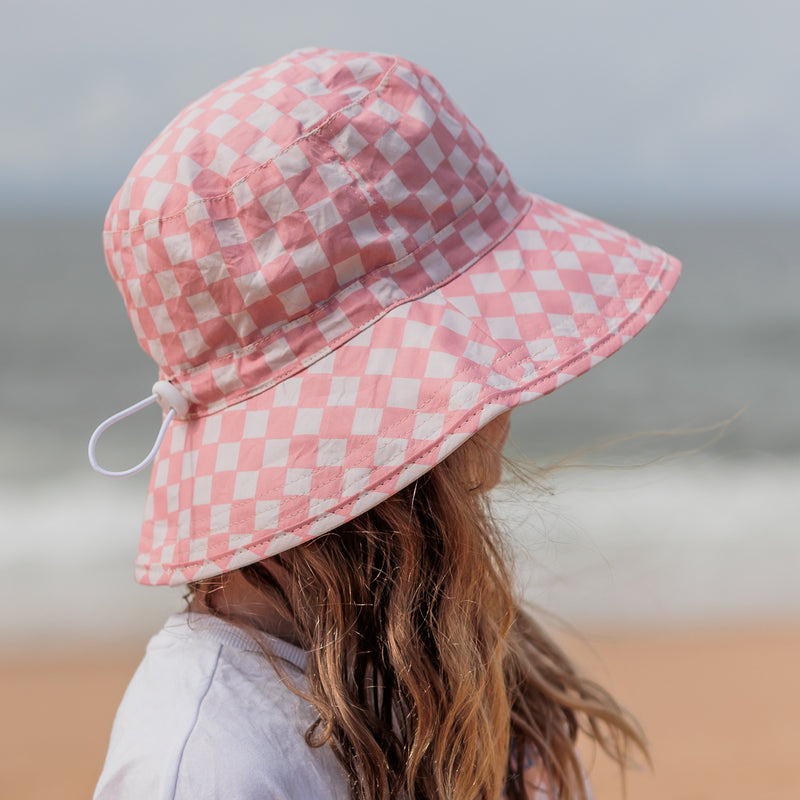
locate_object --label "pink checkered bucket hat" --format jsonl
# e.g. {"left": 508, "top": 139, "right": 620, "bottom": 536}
{"left": 90, "top": 47, "right": 681, "bottom": 587}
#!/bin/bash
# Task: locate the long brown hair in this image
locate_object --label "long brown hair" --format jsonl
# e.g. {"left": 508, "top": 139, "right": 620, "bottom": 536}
{"left": 193, "top": 422, "right": 646, "bottom": 799}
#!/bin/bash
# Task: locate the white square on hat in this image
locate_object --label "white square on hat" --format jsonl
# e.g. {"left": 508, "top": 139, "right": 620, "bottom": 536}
{"left": 461, "top": 220, "right": 493, "bottom": 255}
{"left": 553, "top": 251, "right": 582, "bottom": 271}
{"left": 213, "top": 217, "right": 247, "bottom": 248}
{"left": 306, "top": 196, "right": 345, "bottom": 235}
{"left": 328, "top": 376, "right": 360, "bottom": 406}
{"left": 351, "top": 407, "right": 383, "bottom": 436}
{"left": 262, "top": 439, "right": 290, "bottom": 468}
{"left": 255, "top": 500, "right": 281, "bottom": 530}
{"left": 462, "top": 340, "right": 496, "bottom": 368}
{"left": 274, "top": 146, "right": 312, "bottom": 180}
{"left": 153, "top": 459, "right": 170, "bottom": 488}
{"left": 342, "top": 467, "right": 372, "bottom": 493}
{"left": 447, "top": 145, "right": 472, "bottom": 180}
{"left": 570, "top": 234, "right": 604, "bottom": 253}
{"left": 365, "top": 348, "right": 397, "bottom": 375}
{"left": 186, "top": 290, "right": 222, "bottom": 325}
{"left": 470, "top": 272, "right": 505, "bottom": 295}
{"left": 287, "top": 98, "right": 326, "bottom": 124}
{"left": 258, "top": 183, "right": 300, "bottom": 224}
{"left": 589, "top": 273, "right": 620, "bottom": 298}
{"left": 448, "top": 380, "right": 482, "bottom": 410}
{"left": 142, "top": 180, "right": 172, "bottom": 211}
{"left": 373, "top": 438, "right": 408, "bottom": 467}
{"left": 292, "top": 239, "right": 330, "bottom": 278}
{"left": 401, "top": 320, "right": 436, "bottom": 349}
{"left": 413, "top": 412, "right": 446, "bottom": 441}
{"left": 424, "top": 350, "right": 458, "bottom": 379}
{"left": 233, "top": 471, "right": 260, "bottom": 501}
{"left": 533, "top": 270, "right": 564, "bottom": 291}
{"left": 569, "top": 292, "right": 600, "bottom": 315}
{"left": 193, "top": 475, "right": 213, "bottom": 505}
{"left": 273, "top": 381, "right": 302, "bottom": 407}
{"left": 374, "top": 128, "right": 411, "bottom": 165}
{"left": 316, "top": 160, "right": 353, "bottom": 192}
{"left": 242, "top": 411, "right": 270, "bottom": 439}
{"left": 387, "top": 377, "right": 420, "bottom": 409}
{"left": 486, "top": 317, "right": 521, "bottom": 340}
{"left": 207, "top": 142, "right": 240, "bottom": 180}
{"left": 329, "top": 123, "right": 369, "bottom": 159}
{"left": 181, "top": 451, "right": 198, "bottom": 481}
{"left": 207, "top": 112, "right": 240, "bottom": 139}
{"left": 415, "top": 177, "right": 446, "bottom": 215}
{"left": 201, "top": 415, "right": 223, "bottom": 445}
{"left": 156, "top": 268, "right": 184, "bottom": 298}
{"left": 416, "top": 133, "right": 446, "bottom": 172}
{"left": 215, "top": 442, "right": 241, "bottom": 472}
{"left": 317, "top": 439, "right": 348, "bottom": 466}
{"left": 510, "top": 291, "right": 543, "bottom": 314}
{"left": 293, "top": 408, "right": 324, "bottom": 436}
{"left": 284, "top": 468, "right": 314, "bottom": 495}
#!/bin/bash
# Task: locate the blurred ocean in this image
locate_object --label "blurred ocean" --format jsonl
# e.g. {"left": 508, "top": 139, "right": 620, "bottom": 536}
{"left": 1, "top": 212, "right": 798, "bottom": 645}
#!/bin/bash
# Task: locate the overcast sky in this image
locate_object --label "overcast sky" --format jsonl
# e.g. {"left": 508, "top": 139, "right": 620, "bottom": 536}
{"left": 2, "top": 0, "right": 798, "bottom": 217}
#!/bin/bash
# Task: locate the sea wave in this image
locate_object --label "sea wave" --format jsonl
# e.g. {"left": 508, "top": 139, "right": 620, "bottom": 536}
{"left": 1, "top": 457, "right": 798, "bottom": 645}
{"left": 496, "top": 456, "right": 800, "bottom": 627}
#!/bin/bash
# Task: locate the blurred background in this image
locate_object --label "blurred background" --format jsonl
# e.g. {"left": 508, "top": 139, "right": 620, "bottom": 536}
{"left": 1, "top": 1, "right": 797, "bottom": 798}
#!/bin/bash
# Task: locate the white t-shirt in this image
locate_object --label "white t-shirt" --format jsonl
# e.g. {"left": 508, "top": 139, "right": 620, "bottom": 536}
{"left": 94, "top": 612, "right": 351, "bottom": 800}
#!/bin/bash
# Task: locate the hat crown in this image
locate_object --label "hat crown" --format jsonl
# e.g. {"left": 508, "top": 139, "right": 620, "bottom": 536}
{"left": 104, "top": 48, "right": 512, "bottom": 382}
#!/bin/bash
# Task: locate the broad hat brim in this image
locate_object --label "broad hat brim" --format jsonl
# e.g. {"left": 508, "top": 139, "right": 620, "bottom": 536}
{"left": 138, "top": 192, "right": 680, "bottom": 586}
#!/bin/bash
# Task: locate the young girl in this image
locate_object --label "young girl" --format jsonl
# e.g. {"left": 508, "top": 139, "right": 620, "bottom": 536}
{"left": 90, "top": 48, "right": 681, "bottom": 799}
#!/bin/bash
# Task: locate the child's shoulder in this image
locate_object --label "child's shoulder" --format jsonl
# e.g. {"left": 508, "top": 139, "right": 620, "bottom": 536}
{"left": 93, "top": 613, "right": 349, "bottom": 800}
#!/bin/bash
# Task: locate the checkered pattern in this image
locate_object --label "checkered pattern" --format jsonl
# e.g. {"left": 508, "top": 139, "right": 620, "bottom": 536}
{"left": 101, "top": 48, "right": 681, "bottom": 586}
{"left": 104, "top": 48, "right": 519, "bottom": 408}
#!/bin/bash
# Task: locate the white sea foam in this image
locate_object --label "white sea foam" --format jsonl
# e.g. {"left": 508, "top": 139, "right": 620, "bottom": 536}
{"left": 1, "top": 457, "right": 798, "bottom": 646}
{"left": 497, "top": 457, "right": 800, "bottom": 628}
{"left": 0, "top": 476, "right": 182, "bottom": 647}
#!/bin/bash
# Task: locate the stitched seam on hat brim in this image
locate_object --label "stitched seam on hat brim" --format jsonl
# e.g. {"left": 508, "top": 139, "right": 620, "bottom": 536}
{"left": 173, "top": 182, "right": 529, "bottom": 416}
{"left": 147, "top": 251, "right": 679, "bottom": 576}
{"left": 109, "top": 58, "right": 400, "bottom": 237}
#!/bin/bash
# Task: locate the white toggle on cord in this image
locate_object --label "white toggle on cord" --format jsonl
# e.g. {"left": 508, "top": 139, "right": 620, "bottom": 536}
{"left": 88, "top": 380, "right": 190, "bottom": 477}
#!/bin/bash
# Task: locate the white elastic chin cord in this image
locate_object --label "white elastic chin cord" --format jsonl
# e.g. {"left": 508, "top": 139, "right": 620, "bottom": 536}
{"left": 88, "top": 380, "right": 190, "bottom": 477}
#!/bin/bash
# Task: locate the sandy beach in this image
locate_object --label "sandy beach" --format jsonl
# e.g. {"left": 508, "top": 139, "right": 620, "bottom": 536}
{"left": 564, "top": 625, "right": 800, "bottom": 799}
{"left": 2, "top": 624, "right": 798, "bottom": 800}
